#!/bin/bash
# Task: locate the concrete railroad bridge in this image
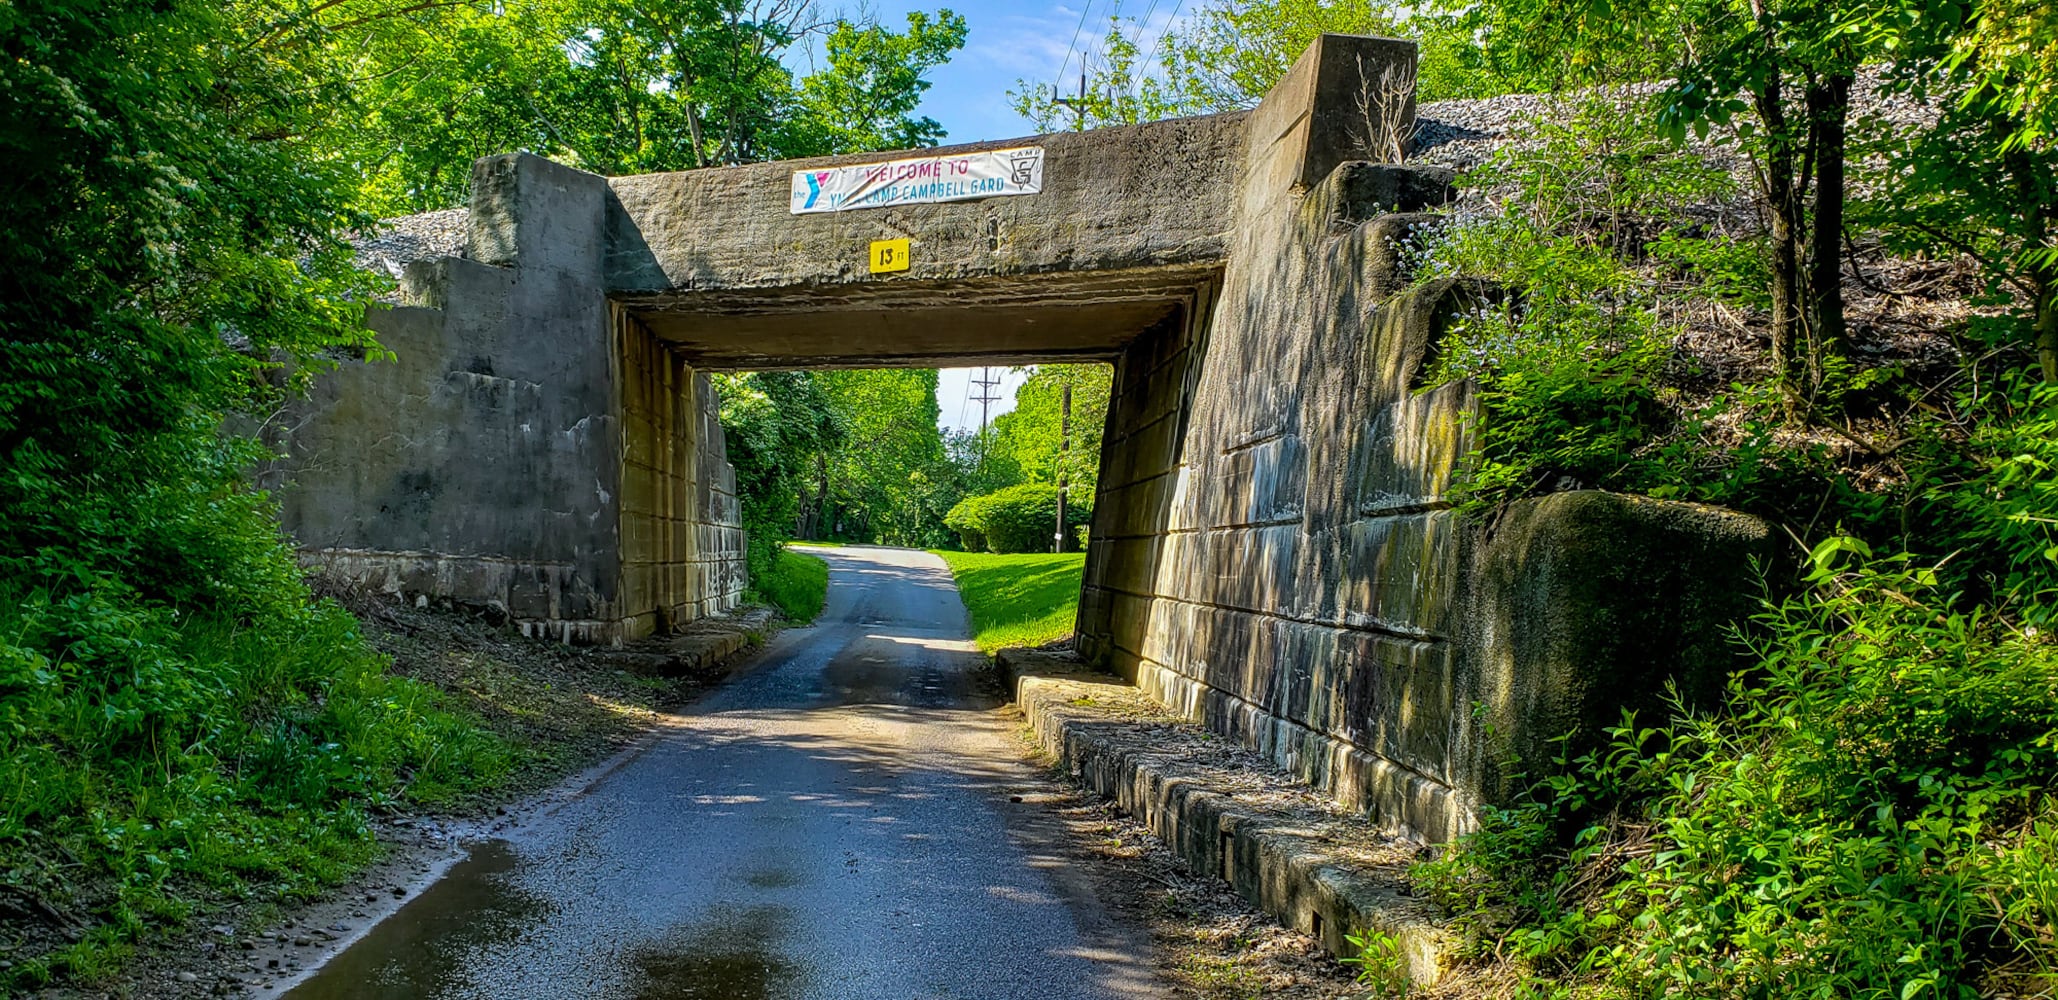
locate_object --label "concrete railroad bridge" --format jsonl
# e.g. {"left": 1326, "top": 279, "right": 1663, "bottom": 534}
{"left": 277, "top": 35, "right": 1768, "bottom": 842}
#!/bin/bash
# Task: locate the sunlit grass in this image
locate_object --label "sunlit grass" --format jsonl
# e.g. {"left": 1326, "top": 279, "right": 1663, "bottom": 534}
{"left": 752, "top": 547, "right": 828, "bottom": 623}
{"left": 933, "top": 550, "right": 1086, "bottom": 653}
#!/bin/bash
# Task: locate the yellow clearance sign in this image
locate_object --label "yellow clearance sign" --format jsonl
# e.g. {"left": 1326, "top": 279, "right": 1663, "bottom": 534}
{"left": 869, "top": 238, "right": 910, "bottom": 274}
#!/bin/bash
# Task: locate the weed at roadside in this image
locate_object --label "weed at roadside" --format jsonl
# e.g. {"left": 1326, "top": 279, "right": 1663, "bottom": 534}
{"left": 1342, "top": 930, "right": 1412, "bottom": 999}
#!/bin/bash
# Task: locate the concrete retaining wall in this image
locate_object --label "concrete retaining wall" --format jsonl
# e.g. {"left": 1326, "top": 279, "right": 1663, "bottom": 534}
{"left": 1075, "top": 38, "right": 1772, "bottom": 840}
{"left": 273, "top": 155, "right": 745, "bottom": 644}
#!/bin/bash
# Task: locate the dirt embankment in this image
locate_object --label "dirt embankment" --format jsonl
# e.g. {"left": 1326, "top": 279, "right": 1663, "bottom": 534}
{"left": 23, "top": 597, "right": 778, "bottom": 1000}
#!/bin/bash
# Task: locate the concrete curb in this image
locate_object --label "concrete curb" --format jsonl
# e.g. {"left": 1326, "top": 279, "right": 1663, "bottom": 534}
{"left": 996, "top": 647, "right": 1454, "bottom": 987}
{"left": 599, "top": 606, "right": 779, "bottom": 680}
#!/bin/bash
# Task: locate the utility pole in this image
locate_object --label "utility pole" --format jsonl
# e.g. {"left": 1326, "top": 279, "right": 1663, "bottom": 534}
{"left": 1055, "top": 382, "right": 1072, "bottom": 553}
{"left": 970, "top": 367, "right": 1003, "bottom": 471}
{"left": 1052, "top": 67, "right": 1091, "bottom": 131}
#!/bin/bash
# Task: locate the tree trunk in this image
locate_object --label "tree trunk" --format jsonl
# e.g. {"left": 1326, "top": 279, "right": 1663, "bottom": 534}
{"left": 1803, "top": 74, "right": 1853, "bottom": 399}
{"left": 2012, "top": 147, "right": 2058, "bottom": 382}
{"left": 684, "top": 100, "right": 708, "bottom": 169}
{"left": 1752, "top": 81, "right": 1807, "bottom": 417}
{"left": 809, "top": 453, "right": 829, "bottom": 540}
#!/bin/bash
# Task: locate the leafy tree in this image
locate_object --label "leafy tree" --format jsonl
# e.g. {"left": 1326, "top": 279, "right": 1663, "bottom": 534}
{"left": 716, "top": 369, "right": 983, "bottom": 553}
{"left": 1657, "top": 0, "right": 1869, "bottom": 412}
{"left": 713, "top": 371, "right": 840, "bottom": 576}
{"left": 244, "top": 0, "right": 566, "bottom": 213}
{"left": 259, "top": 0, "right": 967, "bottom": 216}
{"left": 787, "top": 11, "right": 968, "bottom": 153}
{"left": 810, "top": 369, "right": 950, "bottom": 545}
{"left": 1011, "top": 20, "right": 1182, "bottom": 132}
{"left": 1464, "top": 0, "right": 1901, "bottom": 411}
{"left": 1, "top": 0, "right": 379, "bottom": 611}
{"left": 1010, "top": 0, "right": 1505, "bottom": 132}
{"left": 1935, "top": 0, "right": 2058, "bottom": 150}
{"left": 987, "top": 364, "right": 1111, "bottom": 499}
{"left": 946, "top": 426, "right": 1022, "bottom": 496}
{"left": 1446, "top": 0, "right": 1693, "bottom": 92}
{"left": 1859, "top": 0, "right": 2058, "bottom": 381}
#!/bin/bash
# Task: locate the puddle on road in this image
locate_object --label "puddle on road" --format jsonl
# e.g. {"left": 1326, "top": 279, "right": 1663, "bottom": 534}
{"left": 281, "top": 840, "right": 546, "bottom": 1000}
{"left": 628, "top": 904, "right": 806, "bottom": 1000}
{"left": 283, "top": 846, "right": 811, "bottom": 999}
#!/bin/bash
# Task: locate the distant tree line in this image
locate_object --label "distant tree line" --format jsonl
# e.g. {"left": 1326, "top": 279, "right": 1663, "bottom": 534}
{"left": 277, "top": 0, "right": 967, "bottom": 216}
{"left": 715, "top": 364, "right": 1111, "bottom": 562}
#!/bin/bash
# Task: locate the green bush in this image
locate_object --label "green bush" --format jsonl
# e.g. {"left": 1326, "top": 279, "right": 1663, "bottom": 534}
{"left": 1412, "top": 95, "right": 1893, "bottom": 537}
{"left": 1924, "top": 373, "right": 2058, "bottom": 625}
{"left": 943, "top": 495, "right": 988, "bottom": 552}
{"left": 943, "top": 484, "right": 1092, "bottom": 553}
{"left": 0, "top": 587, "right": 510, "bottom": 987}
{"left": 1411, "top": 96, "right": 1729, "bottom": 516}
{"left": 1418, "top": 537, "right": 2058, "bottom": 998}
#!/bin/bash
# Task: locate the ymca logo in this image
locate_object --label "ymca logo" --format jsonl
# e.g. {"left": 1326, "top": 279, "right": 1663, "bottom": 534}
{"left": 802, "top": 171, "right": 832, "bottom": 209}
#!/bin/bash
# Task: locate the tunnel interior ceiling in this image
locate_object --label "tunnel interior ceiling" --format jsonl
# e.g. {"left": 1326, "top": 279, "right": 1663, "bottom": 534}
{"left": 620, "top": 266, "right": 1215, "bottom": 370}
{"left": 632, "top": 300, "right": 1175, "bottom": 370}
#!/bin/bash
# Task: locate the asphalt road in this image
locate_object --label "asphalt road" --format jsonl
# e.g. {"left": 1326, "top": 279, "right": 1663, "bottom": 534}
{"left": 280, "top": 546, "right": 1156, "bottom": 1000}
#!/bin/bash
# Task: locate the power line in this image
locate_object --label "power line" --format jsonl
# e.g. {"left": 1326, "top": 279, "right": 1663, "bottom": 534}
{"left": 1054, "top": 0, "right": 1097, "bottom": 90}
{"left": 1088, "top": 0, "right": 1125, "bottom": 78}
{"left": 956, "top": 369, "right": 973, "bottom": 435}
{"left": 1124, "top": 0, "right": 1162, "bottom": 95}
{"left": 1136, "top": 0, "right": 1189, "bottom": 90}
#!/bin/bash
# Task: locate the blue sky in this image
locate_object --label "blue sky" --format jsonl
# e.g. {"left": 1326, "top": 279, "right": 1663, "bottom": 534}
{"left": 809, "top": 0, "right": 1188, "bottom": 145}
{"left": 805, "top": 1, "right": 1186, "bottom": 430}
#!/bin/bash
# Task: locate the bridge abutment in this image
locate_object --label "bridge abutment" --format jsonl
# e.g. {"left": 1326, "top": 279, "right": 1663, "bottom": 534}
{"left": 1072, "top": 36, "right": 1770, "bottom": 840}
{"left": 273, "top": 154, "right": 744, "bottom": 644}
{"left": 279, "top": 33, "right": 1769, "bottom": 840}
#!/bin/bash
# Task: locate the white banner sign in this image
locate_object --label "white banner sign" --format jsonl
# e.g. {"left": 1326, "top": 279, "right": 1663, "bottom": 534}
{"left": 789, "top": 147, "right": 1045, "bottom": 214}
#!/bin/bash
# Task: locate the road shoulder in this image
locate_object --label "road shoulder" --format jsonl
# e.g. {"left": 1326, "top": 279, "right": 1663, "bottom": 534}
{"left": 34, "top": 598, "right": 786, "bottom": 1000}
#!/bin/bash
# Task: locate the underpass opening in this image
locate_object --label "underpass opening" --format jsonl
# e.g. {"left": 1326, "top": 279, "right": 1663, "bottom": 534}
{"left": 604, "top": 279, "right": 1206, "bottom": 637}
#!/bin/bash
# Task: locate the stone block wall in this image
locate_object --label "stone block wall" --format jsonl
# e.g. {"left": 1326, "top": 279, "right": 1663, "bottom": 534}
{"left": 1077, "top": 36, "right": 1772, "bottom": 841}
{"left": 613, "top": 305, "right": 747, "bottom": 636}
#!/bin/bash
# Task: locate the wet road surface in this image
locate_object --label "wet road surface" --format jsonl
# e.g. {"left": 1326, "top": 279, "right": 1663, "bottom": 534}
{"left": 281, "top": 546, "right": 1156, "bottom": 1000}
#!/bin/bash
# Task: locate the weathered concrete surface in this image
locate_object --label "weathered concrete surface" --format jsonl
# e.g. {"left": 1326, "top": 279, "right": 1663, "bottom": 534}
{"left": 606, "top": 116, "right": 1243, "bottom": 368}
{"left": 274, "top": 548, "right": 1160, "bottom": 1000}
{"left": 607, "top": 117, "right": 1245, "bottom": 296}
{"left": 997, "top": 648, "right": 1452, "bottom": 985}
{"left": 1072, "top": 36, "right": 1771, "bottom": 841}
{"left": 273, "top": 155, "right": 745, "bottom": 644}
{"left": 590, "top": 605, "right": 777, "bottom": 680}
{"left": 1471, "top": 492, "right": 1773, "bottom": 801}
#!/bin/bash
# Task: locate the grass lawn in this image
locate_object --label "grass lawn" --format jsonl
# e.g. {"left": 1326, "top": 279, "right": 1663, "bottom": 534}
{"left": 933, "top": 550, "right": 1087, "bottom": 653}
{"left": 751, "top": 547, "right": 829, "bottom": 622}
